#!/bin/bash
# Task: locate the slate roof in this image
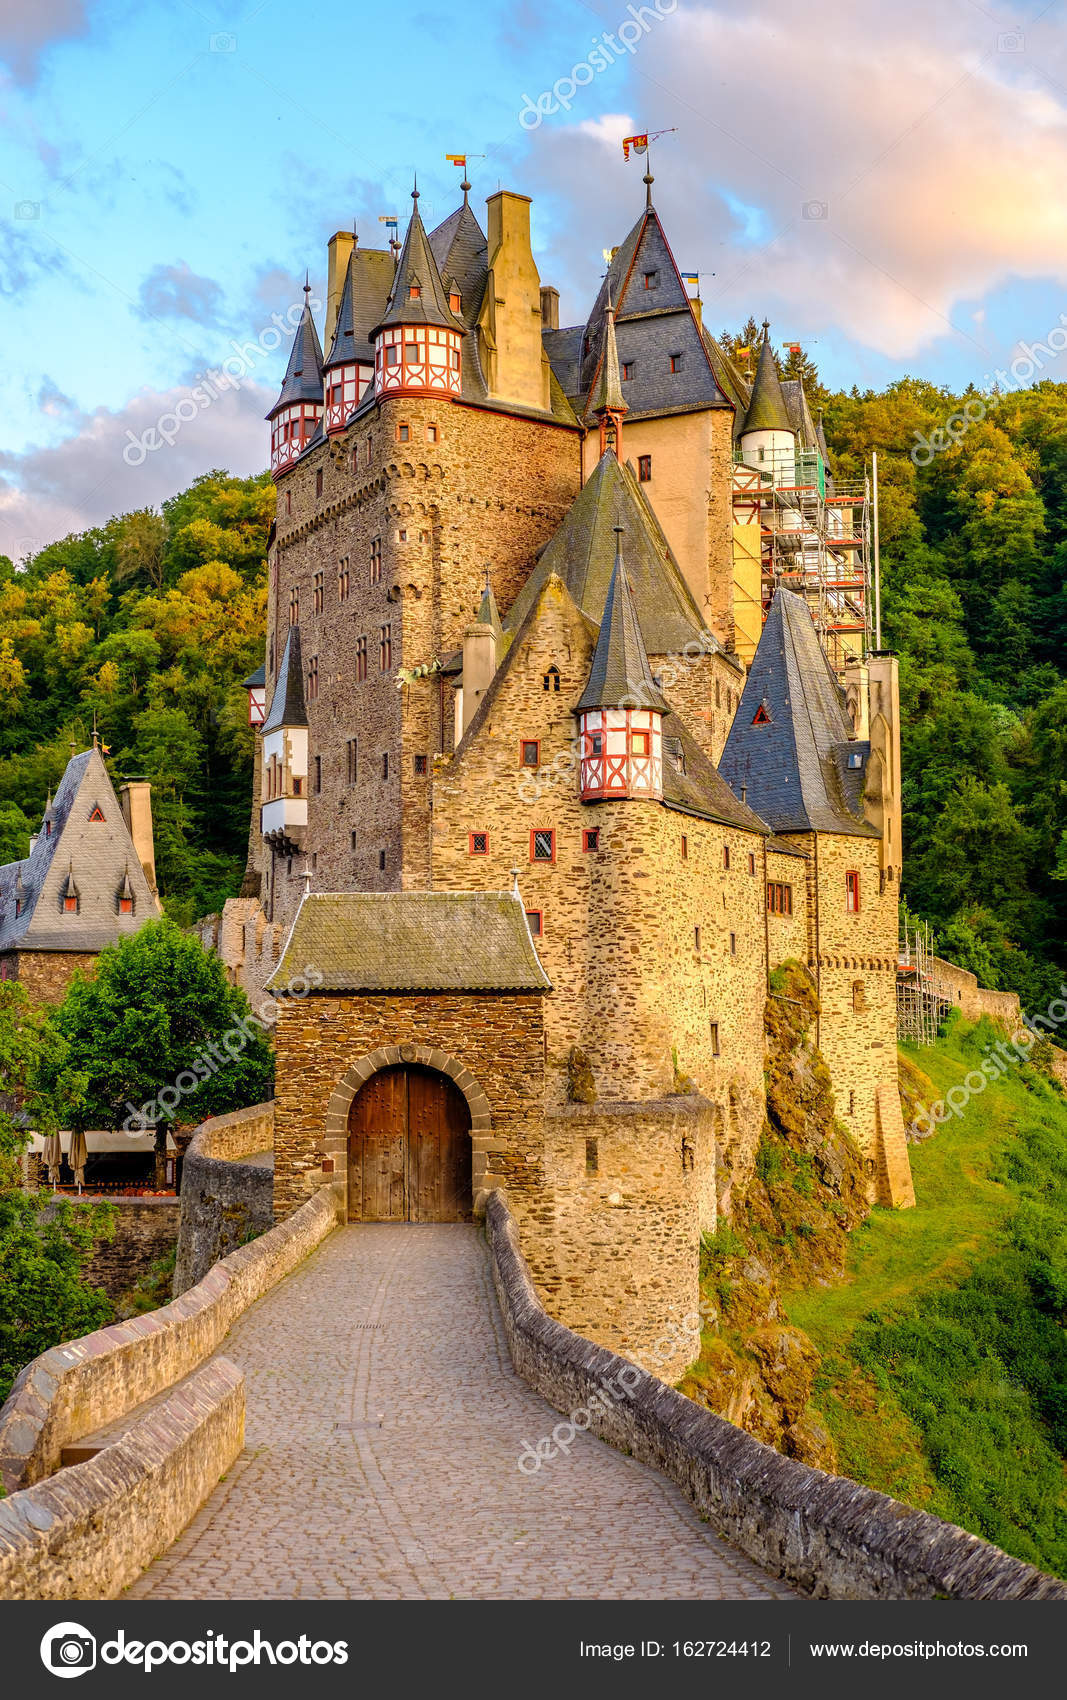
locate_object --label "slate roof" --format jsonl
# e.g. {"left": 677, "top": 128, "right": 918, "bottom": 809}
{"left": 718, "top": 588, "right": 877, "bottom": 837}
{"left": 576, "top": 539, "right": 667, "bottom": 713}
{"left": 0, "top": 746, "right": 159, "bottom": 954}
{"left": 781, "top": 378, "right": 818, "bottom": 450}
{"left": 428, "top": 196, "right": 488, "bottom": 332}
{"left": 267, "top": 292, "right": 324, "bottom": 418}
{"left": 324, "top": 247, "right": 394, "bottom": 370}
{"left": 262, "top": 627, "right": 307, "bottom": 732}
{"left": 588, "top": 294, "right": 627, "bottom": 420}
{"left": 505, "top": 450, "right": 717, "bottom": 656}
{"left": 741, "top": 331, "right": 793, "bottom": 435}
{"left": 267, "top": 891, "right": 552, "bottom": 993}
{"left": 476, "top": 581, "right": 504, "bottom": 644}
{"left": 243, "top": 662, "right": 266, "bottom": 690}
{"left": 372, "top": 189, "right": 465, "bottom": 337}
{"left": 660, "top": 718, "right": 773, "bottom": 835}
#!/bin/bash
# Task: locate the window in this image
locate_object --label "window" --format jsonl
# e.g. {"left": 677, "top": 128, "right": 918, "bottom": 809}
{"left": 748, "top": 852, "right": 756, "bottom": 876}
{"left": 382, "top": 752, "right": 389, "bottom": 780}
{"left": 427, "top": 423, "right": 438, "bottom": 443}
{"left": 352, "top": 446, "right": 359, "bottom": 473}
{"left": 585, "top": 1137, "right": 598, "bottom": 1175}
{"left": 292, "top": 778, "right": 303, "bottom": 796}
{"left": 752, "top": 702, "right": 772, "bottom": 726}
{"left": 848, "top": 750, "right": 863, "bottom": 768}
{"left": 853, "top": 980, "right": 867, "bottom": 1013}
{"left": 64, "top": 895, "right": 78, "bottom": 913}
{"left": 338, "top": 557, "right": 350, "bottom": 601}
{"left": 846, "top": 870, "right": 861, "bottom": 913}
{"left": 582, "top": 828, "right": 600, "bottom": 852}
{"left": 118, "top": 895, "right": 133, "bottom": 915}
{"left": 469, "top": 831, "right": 489, "bottom": 855}
{"left": 88, "top": 806, "right": 105, "bottom": 823}
{"left": 729, "top": 932, "right": 736, "bottom": 955}
{"left": 709, "top": 1021, "right": 721, "bottom": 1056}
{"left": 694, "top": 925, "right": 701, "bottom": 952}
{"left": 530, "top": 829, "right": 555, "bottom": 862}
{"left": 669, "top": 353, "right": 683, "bottom": 373}
{"left": 355, "top": 635, "right": 368, "bottom": 681}
{"left": 767, "top": 882, "right": 793, "bottom": 916}
{"left": 379, "top": 624, "right": 392, "bottom": 670}
{"left": 307, "top": 656, "right": 318, "bottom": 700}
{"left": 379, "top": 850, "right": 387, "bottom": 871}
{"left": 680, "top": 835, "right": 688, "bottom": 860}
{"left": 631, "top": 729, "right": 650, "bottom": 755}
{"left": 590, "top": 731, "right": 603, "bottom": 756}
{"left": 449, "top": 291, "right": 461, "bottom": 313}
{"left": 397, "top": 423, "right": 410, "bottom": 443}
{"left": 543, "top": 666, "right": 561, "bottom": 693}
{"left": 723, "top": 845, "right": 731, "bottom": 870}
{"left": 397, "top": 528, "right": 408, "bottom": 542}
{"left": 386, "top": 346, "right": 400, "bottom": 368}
{"left": 285, "top": 490, "right": 292, "bottom": 515}
{"left": 313, "top": 755, "right": 322, "bottom": 794}
{"left": 314, "top": 570, "right": 324, "bottom": 613}
{"left": 637, "top": 455, "right": 652, "bottom": 482}
{"left": 346, "top": 738, "right": 358, "bottom": 784}
{"left": 315, "top": 468, "right": 323, "bottom": 498}
{"left": 408, "top": 284, "right": 421, "bottom": 300}
{"left": 622, "top": 360, "right": 634, "bottom": 381}
{"left": 525, "top": 909, "right": 543, "bottom": 936}
{"left": 848, "top": 1090, "right": 856, "bottom": 1115}
{"left": 289, "top": 587, "right": 299, "bottom": 626}
{"left": 414, "top": 754, "right": 428, "bottom": 775}
{"left": 350, "top": 829, "right": 358, "bottom": 850}
{"left": 643, "top": 270, "right": 658, "bottom": 289}
{"left": 370, "top": 537, "right": 382, "bottom": 583}
{"left": 520, "top": 740, "right": 540, "bottom": 768}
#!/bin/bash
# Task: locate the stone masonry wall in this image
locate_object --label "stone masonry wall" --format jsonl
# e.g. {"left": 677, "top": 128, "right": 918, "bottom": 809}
{"left": 929, "top": 955, "right": 1022, "bottom": 1027}
{"left": 173, "top": 1104, "right": 276, "bottom": 1296}
{"left": 60, "top": 1198, "right": 180, "bottom": 1303}
{"left": 1, "top": 950, "right": 98, "bottom": 1003}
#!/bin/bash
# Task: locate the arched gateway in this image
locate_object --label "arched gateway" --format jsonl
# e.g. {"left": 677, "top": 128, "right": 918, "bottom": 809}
{"left": 347, "top": 1063, "right": 472, "bottom": 1222}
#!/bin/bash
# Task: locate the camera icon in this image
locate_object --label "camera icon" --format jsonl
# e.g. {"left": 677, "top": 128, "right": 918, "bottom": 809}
{"left": 210, "top": 32, "right": 237, "bottom": 52}
{"left": 14, "top": 200, "right": 40, "bottom": 220}
{"left": 802, "top": 200, "right": 829, "bottom": 221}
{"left": 40, "top": 1623, "right": 97, "bottom": 1679}
{"left": 997, "top": 30, "right": 1024, "bottom": 52}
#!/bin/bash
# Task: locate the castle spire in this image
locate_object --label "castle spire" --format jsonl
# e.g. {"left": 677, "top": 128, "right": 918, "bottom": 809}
{"left": 372, "top": 173, "right": 465, "bottom": 397}
{"left": 589, "top": 287, "right": 628, "bottom": 458}
{"left": 577, "top": 528, "right": 666, "bottom": 803}
{"left": 741, "top": 321, "right": 793, "bottom": 437}
{"left": 267, "top": 282, "right": 324, "bottom": 475}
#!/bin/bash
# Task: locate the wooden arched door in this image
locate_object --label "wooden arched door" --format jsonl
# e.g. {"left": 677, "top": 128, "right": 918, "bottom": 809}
{"left": 346, "top": 1065, "right": 472, "bottom": 1223}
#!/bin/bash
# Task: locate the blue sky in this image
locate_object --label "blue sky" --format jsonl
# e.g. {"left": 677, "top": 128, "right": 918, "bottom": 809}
{"left": 2, "top": 0, "right": 1066, "bottom": 554}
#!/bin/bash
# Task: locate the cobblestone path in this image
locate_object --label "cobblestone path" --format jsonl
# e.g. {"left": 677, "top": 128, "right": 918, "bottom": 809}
{"left": 128, "top": 1225, "right": 795, "bottom": 1600}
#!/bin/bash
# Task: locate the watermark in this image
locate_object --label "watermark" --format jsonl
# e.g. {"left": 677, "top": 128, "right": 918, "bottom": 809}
{"left": 121, "top": 964, "right": 323, "bottom": 1133}
{"left": 209, "top": 33, "right": 237, "bottom": 53}
{"left": 910, "top": 312, "right": 1067, "bottom": 465}
{"left": 518, "top": 1, "right": 678, "bottom": 130}
{"left": 122, "top": 293, "right": 320, "bottom": 467}
{"left": 802, "top": 200, "right": 829, "bottom": 220}
{"left": 517, "top": 1363, "right": 646, "bottom": 1471}
{"left": 14, "top": 200, "right": 40, "bottom": 220}
{"left": 40, "top": 1622, "right": 348, "bottom": 1677}
{"left": 906, "top": 988, "right": 1067, "bottom": 1137}
{"left": 996, "top": 29, "right": 1025, "bottom": 52}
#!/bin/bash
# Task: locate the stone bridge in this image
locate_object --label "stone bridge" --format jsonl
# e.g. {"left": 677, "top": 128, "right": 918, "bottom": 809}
{"left": 0, "top": 1105, "right": 1063, "bottom": 1603}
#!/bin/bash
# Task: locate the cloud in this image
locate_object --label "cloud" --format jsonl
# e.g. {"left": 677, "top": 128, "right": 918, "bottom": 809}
{"left": 136, "top": 261, "right": 225, "bottom": 326}
{"left": 0, "top": 378, "right": 272, "bottom": 561}
{"left": 0, "top": 0, "right": 94, "bottom": 87}
{"left": 518, "top": 0, "right": 1067, "bottom": 363}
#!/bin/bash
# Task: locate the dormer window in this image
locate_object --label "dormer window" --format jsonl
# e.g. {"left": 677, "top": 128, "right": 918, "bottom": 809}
{"left": 669, "top": 353, "right": 683, "bottom": 373}
{"left": 449, "top": 291, "right": 461, "bottom": 313}
{"left": 848, "top": 751, "right": 863, "bottom": 768}
{"left": 643, "top": 270, "right": 658, "bottom": 290}
{"left": 409, "top": 285, "right": 421, "bottom": 300}
{"left": 64, "top": 896, "right": 78, "bottom": 914}
{"left": 119, "top": 895, "right": 134, "bottom": 915}
{"left": 622, "top": 361, "right": 634, "bottom": 381}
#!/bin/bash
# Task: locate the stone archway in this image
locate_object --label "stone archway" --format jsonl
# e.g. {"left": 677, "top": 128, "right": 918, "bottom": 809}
{"left": 324, "top": 1043, "right": 492, "bottom": 1211}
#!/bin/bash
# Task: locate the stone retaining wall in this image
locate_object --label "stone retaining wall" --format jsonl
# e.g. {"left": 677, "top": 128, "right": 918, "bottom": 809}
{"left": 0, "top": 1178, "right": 343, "bottom": 1494}
{"left": 485, "top": 1191, "right": 1067, "bottom": 1601}
{"left": 173, "top": 1103, "right": 276, "bottom": 1295}
{"left": 73, "top": 1198, "right": 181, "bottom": 1302}
{"left": 0, "top": 1359, "right": 244, "bottom": 1602}
{"left": 930, "top": 957, "right": 1022, "bottom": 1027}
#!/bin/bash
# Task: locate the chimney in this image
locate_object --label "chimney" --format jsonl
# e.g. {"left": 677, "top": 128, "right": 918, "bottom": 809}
{"left": 121, "top": 780, "right": 158, "bottom": 897}
{"left": 478, "top": 191, "right": 550, "bottom": 411}
{"left": 325, "top": 231, "right": 356, "bottom": 350}
{"left": 460, "top": 621, "right": 497, "bottom": 739}
{"left": 691, "top": 295, "right": 703, "bottom": 328}
{"left": 540, "top": 286, "right": 559, "bottom": 331}
{"left": 843, "top": 658, "right": 870, "bottom": 741}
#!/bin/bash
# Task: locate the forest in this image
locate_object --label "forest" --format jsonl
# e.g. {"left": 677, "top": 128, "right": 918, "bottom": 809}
{"left": 2, "top": 362, "right": 1066, "bottom": 1008}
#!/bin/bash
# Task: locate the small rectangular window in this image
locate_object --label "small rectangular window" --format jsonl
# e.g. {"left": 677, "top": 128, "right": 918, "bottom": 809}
{"left": 530, "top": 829, "right": 555, "bottom": 863}
{"left": 346, "top": 738, "right": 358, "bottom": 785}
{"left": 315, "top": 468, "right": 323, "bottom": 497}
{"left": 694, "top": 925, "right": 701, "bottom": 952}
{"left": 370, "top": 537, "right": 382, "bottom": 583}
{"left": 469, "top": 831, "right": 489, "bottom": 855}
{"left": 638, "top": 454, "right": 652, "bottom": 482}
{"left": 379, "top": 624, "right": 392, "bottom": 670}
{"left": 307, "top": 656, "right": 319, "bottom": 700}
{"left": 622, "top": 360, "right": 634, "bottom": 381}
{"left": 846, "top": 870, "right": 861, "bottom": 913}
{"left": 64, "top": 895, "right": 78, "bottom": 913}
{"left": 285, "top": 490, "right": 292, "bottom": 515}
{"left": 119, "top": 897, "right": 133, "bottom": 915}
{"left": 669, "top": 353, "right": 683, "bottom": 373}
{"left": 585, "top": 1137, "right": 598, "bottom": 1175}
{"left": 729, "top": 932, "right": 736, "bottom": 955}
{"left": 350, "top": 829, "right": 358, "bottom": 850}
{"left": 643, "top": 271, "right": 658, "bottom": 289}
{"left": 313, "top": 755, "right": 322, "bottom": 794}
{"left": 680, "top": 834, "right": 688, "bottom": 859}
{"left": 767, "top": 882, "right": 793, "bottom": 916}
{"left": 631, "top": 729, "right": 650, "bottom": 755}
{"left": 414, "top": 754, "right": 428, "bottom": 775}
{"left": 525, "top": 909, "right": 543, "bottom": 936}
{"left": 520, "top": 739, "right": 540, "bottom": 768}
{"left": 338, "top": 557, "right": 350, "bottom": 601}
{"left": 427, "top": 424, "right": 438, "bottom": 442}
{"left": 397, "top": 423, "right": 410, "bottom": 442}
{"left": 379, "top": 850, "right": 387, "bottom": 871}
{"left": 723, "top": 844, "right": 731, "bottom": 870}
{"left": 709, "top": 1021, "right": 721, "bottom": 1056}
{"left": 748, "top": 852, "right": 756, "bottom": 876}
{"left": 382, "top": 752, "right": 389, "bottom": 780}
{"left": 582, "top": 828, "right": 600, "bottom": 852}
{"left": 314, "top": 570, "right": 324, "bottom": 613}
{"left": 590, "top": 731, "right": 603, "bottom": 756}
{"left": 355, "top": 635, "right": 368, "bottom": 680}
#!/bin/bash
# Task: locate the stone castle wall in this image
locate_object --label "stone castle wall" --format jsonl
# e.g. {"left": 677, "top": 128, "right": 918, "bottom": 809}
{"left": 173, "top": 1104, "right": 276, "bottom": 1295}
{"left": 929, "top": 955, "right": 1023, "bottom": 1027}
{"left": 0, "top": 949, "right": 97, "bottom": 1003}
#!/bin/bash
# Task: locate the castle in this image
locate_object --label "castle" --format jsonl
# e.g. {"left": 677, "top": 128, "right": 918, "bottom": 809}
{"left": 204, "top": 167, "right": 914, "bottom": 1377}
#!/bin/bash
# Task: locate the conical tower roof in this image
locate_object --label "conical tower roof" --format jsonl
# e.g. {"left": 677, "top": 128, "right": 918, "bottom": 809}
{"left": 324, "top": 249, "right": 361, "bottom": 370}
{"left": 262, "top": 627, "right": 307, "bottom": 732}
{"left": 587, "top": 291, "right": 627, "bottom": 421}
{"left": 576, "top": 531, "right": 668, "bottom": 714}
{"left": 372, "top": 186, "right": 465, "bottom": 337}
{"left": 476, "top": 579, "right": 503, "bottom": 644}
{"left": 267, "top": 286, "right": 324, "bottom": 419}
{"left": 741, "top": 324, "right": 793, "bottom": 435}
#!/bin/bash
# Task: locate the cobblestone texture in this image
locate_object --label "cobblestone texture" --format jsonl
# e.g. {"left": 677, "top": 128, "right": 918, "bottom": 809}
{"left": 128, "top": 1225, "right": 794, "bottom": 1600}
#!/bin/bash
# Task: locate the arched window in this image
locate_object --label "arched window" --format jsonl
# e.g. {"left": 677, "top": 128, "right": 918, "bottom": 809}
{"left": 542, "top": 666, "right": 561, "bottom": 693}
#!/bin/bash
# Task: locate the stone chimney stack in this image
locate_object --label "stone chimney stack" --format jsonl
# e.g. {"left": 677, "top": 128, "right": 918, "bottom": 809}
{"left": 843, "top": 658, "right": 870, "bottom": 740}
{"left": 460, "top": 621, "right": 497, "bottom": 740}
{"left": 121, "top": 780, "right": 158, "bottom": 897}
{"left": 540, "top": 285, "right": 559, "bottom": 331}
{"left": 325, "top": 231, "right": 355, "bottom": 349}
{"left": 478, "top": 191, "right": 551, "bottom": 411}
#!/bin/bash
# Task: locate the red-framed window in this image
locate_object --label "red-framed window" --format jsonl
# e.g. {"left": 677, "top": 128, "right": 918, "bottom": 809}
{"left": 379, "top": 624, "right": 392, "bottom": 670}
{"left": 589, "top": 730, "right": 603, "bottom": 756}
{"left": 520, "top": 739, "right": 540, "bottom": 768}
{"left": 622, "top": 360, "right": 634, "bottom": 381}
{"left": 355, "top": 635, "right": 368, "bottom": 681}
{"left": 680, "top": 834, "right": 688, "bottom": 859}
{"left": 427, "top": 423, "right": 439, "bottom": 443}
{"left": 118, "top": 896, "right": 133, "bottom": 915}
{"left": 525, "top": 909, "right": 543, "bottom": 936}
{"left": 767, "top": 882, "right": 793, "bottom": 916}
{"left": 409, "top": 285, "right": 421, "bottom": 300}
{"left": 63, "top": 895, "right": 78, "bottom": 914}
{"left": 669, "top": 353, "right": 683, "bottom": 373}
{"left": 289, "top": 587, "right": 299, "bottom": 626}
{"left": 397, "top": 422, "right": 410, "bottom": 442}
{"left": 638, "top": 455, "right": 652, "bottom": 481}
{"left": 530, "top": 829, "right": 555, "bottom": 863}
{"left": 846, "top": 870, "right": 860, "bottom": 913}
{"left": 582, "top": 828, "right": 599, "bottom": 852}
{"left": 469, "top": 831, "right": 489, "bottom": 855}
{"left": 449, "top": 291, "right": 462, "bottom": 313}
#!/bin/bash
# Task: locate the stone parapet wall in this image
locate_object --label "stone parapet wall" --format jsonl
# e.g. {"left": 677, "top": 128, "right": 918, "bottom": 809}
{"left": 0, "top": 1359, "right": 243, "bottom": 1602}
{"left": 930, "top": 956, "right": 1022, "bottom": 1027}
{"left": 485, "top": 1190, "right": 1067, "bottom": 1601}
{"left": 173, "top": 1104, "right": 277, "bottom": 1296}
{"left": 0, "top": 1178, "right": 342, "bottom": 1494}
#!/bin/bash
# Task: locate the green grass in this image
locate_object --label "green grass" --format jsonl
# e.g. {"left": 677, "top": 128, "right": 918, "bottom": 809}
{"left": 785, "top": 1014, "right": 1067, "bottom": 1576}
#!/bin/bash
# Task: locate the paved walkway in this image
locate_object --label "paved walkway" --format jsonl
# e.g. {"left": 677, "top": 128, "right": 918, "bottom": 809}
{"left": 128, "top": 1226, "right": 795, "bottom": 1600}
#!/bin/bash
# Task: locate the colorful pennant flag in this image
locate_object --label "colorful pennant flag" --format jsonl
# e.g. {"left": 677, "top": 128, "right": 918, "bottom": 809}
{"left": 681, "top": 272, "right": 699, "bottom": 293}
{"left": 622, "top": 133, "right": 649, "bottom": 160}
{"left": 378, "top": 215, "right": 398, "bottom": 233}
{"left": 446, "top": 154, "right": 467, "bottom": 168}
{"left": 784, "top": 341, "right": 802, "bottom": 354}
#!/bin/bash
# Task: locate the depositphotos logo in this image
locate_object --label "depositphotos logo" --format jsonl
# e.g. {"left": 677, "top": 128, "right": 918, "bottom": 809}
{"left": 40, "top": 1624, "right": 350, "bottom": 1676}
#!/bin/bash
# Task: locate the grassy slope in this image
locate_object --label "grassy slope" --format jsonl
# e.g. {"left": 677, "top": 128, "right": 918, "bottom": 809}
{"left": 785, "top": 1014, "right": 1067, "bottom": 1576}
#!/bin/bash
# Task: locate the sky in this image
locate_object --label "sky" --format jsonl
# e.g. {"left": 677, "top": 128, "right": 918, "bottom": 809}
{"left": 1, "top": 0, "right": 1067, "bottom": 558}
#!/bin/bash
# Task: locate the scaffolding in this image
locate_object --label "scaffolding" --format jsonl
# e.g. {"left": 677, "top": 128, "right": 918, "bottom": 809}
{"left": 732, "top": 445, "right": 871, "bottom": 674}
{"left": 896, "top": 915, "right": 951, "bottom": 1045}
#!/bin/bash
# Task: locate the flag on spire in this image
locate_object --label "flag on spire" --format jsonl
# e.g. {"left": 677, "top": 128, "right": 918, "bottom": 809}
{"left": 445, "top": 153, "right": 466, "bottom": 168}
{"left": 622, "top": 133, "right": 648, "bottom": 160}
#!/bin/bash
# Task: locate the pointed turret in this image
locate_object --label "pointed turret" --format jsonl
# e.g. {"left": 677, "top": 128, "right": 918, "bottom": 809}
{"left": 260, "top": 627, "right": 309, "bottom": 855}
{"left": 588, "top": 289, "right": 628, "bottom": 457}
{"left": 61, "top": 862, "right": 80, "bottom": 913}
{"left": 323, "top": 247, "right": 375, "bottom": 432}
{"left": 741, "top": 324, "right": 793, "bottom": 436}
{"left": 476, "top": 577, "right": 504, "bottom": 645}
{"left": 577, "top": 529, "right": 666, "bottom": 803}
{"left": 372, "top": 185, "right": 465, "bottom": 399}
{"left": 268, "top": 282, "right": 324, "bottom": 475}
